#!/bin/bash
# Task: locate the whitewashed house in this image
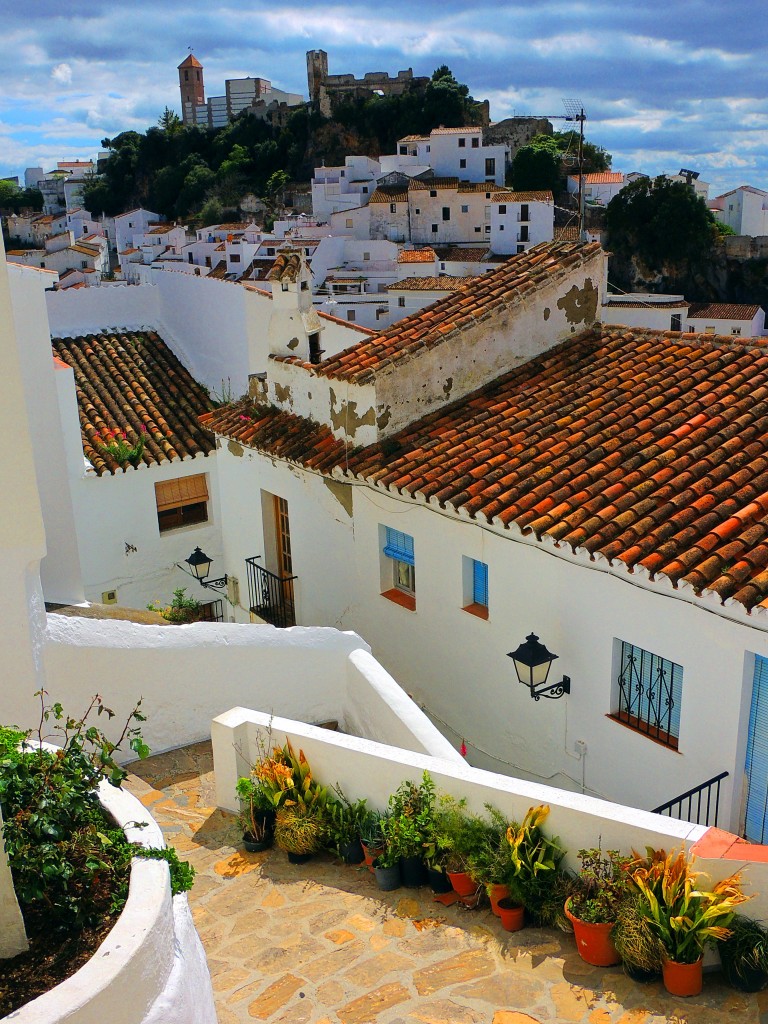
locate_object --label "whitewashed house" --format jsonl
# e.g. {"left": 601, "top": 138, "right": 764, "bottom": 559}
{"left": 686, "top": 302, "right": 765, "bottom": 337}
{"left": 381, "top": 126, "right": 507, "bottom": 187}
{"left": 568, "top": 172, "right": 625, "bottom": 206}
{"left": 114, "top": 208, "right": 162, "bottom": 256}
{"left": 710, "top": 186, "right": 768, "bottom": 237}
{"left": 198, "top": 239, "right": 768, "bottom": 845}
{"left": 489, "top": 191, "right": 554, "bottom": 253}
{"left": 601, "top": 293, "right": 690, "bottom": 332}
{"left": 311, "top": 156, "right": 379, "bottom": 221}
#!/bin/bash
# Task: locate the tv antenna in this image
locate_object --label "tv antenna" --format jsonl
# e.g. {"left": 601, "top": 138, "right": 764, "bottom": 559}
{"left": 526, "top": 99, "right": 587, "bottom": 238}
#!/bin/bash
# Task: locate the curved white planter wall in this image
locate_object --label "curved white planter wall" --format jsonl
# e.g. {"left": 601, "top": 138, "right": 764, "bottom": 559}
{"left": 3, "top": 772, "right": 215, "bottom": 1024}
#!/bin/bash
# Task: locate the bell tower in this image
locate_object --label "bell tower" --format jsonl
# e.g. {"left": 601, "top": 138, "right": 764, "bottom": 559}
{"left": 178, "top": 53, "right": 205, "bottom": 125}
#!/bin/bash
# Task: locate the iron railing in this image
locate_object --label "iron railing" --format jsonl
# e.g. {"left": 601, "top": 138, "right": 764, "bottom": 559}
{"left": 652, "top": 771, "right": 729, "bottom": 828}
{"left": 614, "top": 640, "right": 682, "bottom": 747}
{"left": 245, "top": 556, "right": 296, "bottom": 628}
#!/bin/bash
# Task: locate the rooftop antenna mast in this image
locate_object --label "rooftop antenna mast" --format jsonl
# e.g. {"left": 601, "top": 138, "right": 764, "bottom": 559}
{"left": 561, "top": 99, "right": 586, "bottom": 239}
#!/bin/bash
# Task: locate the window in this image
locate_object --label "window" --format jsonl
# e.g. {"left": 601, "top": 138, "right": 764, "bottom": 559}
{"left": 308, "top": 332, "right": 323, "bottom": 364}
{"left": 485, "top": 158, "right": 496, "bottom": 175}
{"left": 381, "top": 526, "right": 415, "bottom": 608}
{"left": 300, "top": 280, "right": 308, "bottom": 290}
{"left": 390, "top": 203, "right": 397, "bottom": 213}
{"left": 462, "top": 557, "right": 488, "bottom": 619}
{"left": 519, "top": 225, "right": 529, "bottom": 242}
{"left": 440, "top": 262, "right": 446, "bottom": 270}
{"left": 415, "top": 208, "right": 421, "bottom": 215}
{"left": 611, "top": 639, "right": 683, "bottom": 749}
{"left": 461, "top": 204, "right": 469, "bottom": 213}
{"left": 475, "top": 227, "right": 482, "bottom": 233}
{"left": 155, "top": 475, "right": 209, "bottom": 533}
{"left": 430, "top": 224, "right": 438, "bottom": 233}
{"left": 471, "top": 137, "right": 479, "bottom": 148}
{"left": 458, "top": 138, "right": 466, "bottom": 148}
{"left": 267, "top": 247, "right": 275, "bottom": 256}
{"left": 398, "top": 296, "right": 405, "bottom": 307}
{"left": 442, "top": 207, "right": 450, "bottom": 221}
{"left": 340, "top": 170, "right": 345, "bottom": 177}
{"left": 346, "top": 309, "right": 356, "bottom": 321}
{"left": 459, "top": 159, "right": 467, "bottom": 169}
{"left": 520, "top": 204, "right": 529, "bottom": 221}
{"left": 430, "top": 190, "right": 438, "bottom": 198}
{"left": 399, "top": 145, "right": 407, "bottom": 155}
{"left": 345, "top": 218, "right": 353, "bottom": 228}
{"left": 705, "top": 326, "right": 715, "bottom": 334}
{"left": 499, "top": 225, "right": 504, "bottom": 231}
{"left": 516, "top": 244, "right": 525, "bottom": 253}
{"left": 229, "top": 254, "right": 241, "bottom": 263}
{"left": 732, "top": 327, "right": 742, "bottom": 335}
{"left": 362, "top": 186, "right": 368, "bottom": 194}
{"left": 671, "top": 314, "right": 681, "bottom": 331}
{"left": 499, "top": 205, "right": 506, "bottom": 215}
{"left": 363, "top": 251, "right": 370, "bottom": 260}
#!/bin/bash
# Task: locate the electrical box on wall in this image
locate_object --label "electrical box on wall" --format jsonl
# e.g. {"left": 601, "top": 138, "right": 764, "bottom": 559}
{"left": 102, "top": 590, "right": 118, "bottom": 605}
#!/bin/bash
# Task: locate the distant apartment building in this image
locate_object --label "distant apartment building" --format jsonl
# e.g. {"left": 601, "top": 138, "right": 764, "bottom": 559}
{"left": 381, "top": 126, "right": 507, "bottom": 187}
{"left": 601, "top": 294, "right": 765, "bottom": 337}
{"left": 23, "top": 160, "right": 96, "bottom": 215}
{"left": 178, "top": 53, "right": 303, "bottom": 128}
{"left": 710, "top": 186, "right": 768, "bottom": 237}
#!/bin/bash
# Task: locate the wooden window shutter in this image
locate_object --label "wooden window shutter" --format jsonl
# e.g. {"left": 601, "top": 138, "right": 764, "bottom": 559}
{"left": 155, "top": 474, "right": 208, "bottom": 512}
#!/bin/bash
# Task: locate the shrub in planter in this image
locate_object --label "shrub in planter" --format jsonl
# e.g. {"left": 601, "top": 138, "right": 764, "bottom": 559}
{"left": 426, "top": 794, "right": 487, "bottom": 892}
{"left": 506, "top": 804, "right": 565, "bottom": 925}
{"left": 235, "top": 776, "right": 274, "bottom": 851}
{"left": 359, "top": 810, "right": 386, "bottom": 870}
{"left": 612, "top": 891, "right": 663, "bottom": 981}
{"left": 467, "top": 806, "right": 514, "bottom": 914}
{"left": 383, "top": 773, "right": 435, "bottom": 887}
{"left": 325, "top": 787, "right": 367, "bottom": 863}
{"left": 565, "top": 846, "right": 636, "bottom": 966}
{"left": 718, "top": 915, "right": 768, "bottom": 992}
{"left": 274, "top": 804, "right": 325, "bottom": 863}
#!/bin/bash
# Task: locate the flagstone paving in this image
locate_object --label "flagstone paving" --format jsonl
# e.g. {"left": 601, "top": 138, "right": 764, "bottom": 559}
{"left": 126, "top": 743, "right": 768, "bottom": 1024}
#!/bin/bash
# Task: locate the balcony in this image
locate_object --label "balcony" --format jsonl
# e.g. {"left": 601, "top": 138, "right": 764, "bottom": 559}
{"left": 245, "top": 555, "right": 296, "bottom": 627}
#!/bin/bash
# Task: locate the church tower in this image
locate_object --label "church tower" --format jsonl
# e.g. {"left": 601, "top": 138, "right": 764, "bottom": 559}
{"left": 178, "top": 53, "right": 205, "bottom": 125}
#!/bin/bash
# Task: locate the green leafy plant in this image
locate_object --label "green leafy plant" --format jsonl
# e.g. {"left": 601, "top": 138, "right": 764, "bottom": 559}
{"left": 359, "top": 809, "right": 385, "bottom": 848}
{"left": 506, "top": 804, "right": 565, "bottom": 917}
{"left": 612, "top": 890, "right": 663, "bottom": 976}
{"left": 466, "top": 805, "right": 513, "bottom": 893}
{"left": 274, "top": 803, "right": 325, "bottom": 855}
{"left": 325, "top": 786, "right": 367, "bottom": 857}
{"left": 147, "top": 587, "right": 201, "bottom": 624}
{"left": 0, "top": 691, "right": 172, "bottom": 934}
{"left": 383, "top": 772, "right": 436, "bottom": 860}
{"left": 235, "top": 775, "right": 273, "bottom": 841}
{"left": 718, "top": 915, "right": 768, "bottom": 987}
{"left": 425, "top": 794, "right": 487, "bottom": 873}
{"left": 95, "top": 425, "right": 147, "bottom": 466}
{"left": 568, "top": 845, "right": 635, "bottom": 925}
{"left": 632, "top": 847, "right": 750, "bottom": 964}
{"left": 253, "top": 738, "right": 328, "bottom": 814}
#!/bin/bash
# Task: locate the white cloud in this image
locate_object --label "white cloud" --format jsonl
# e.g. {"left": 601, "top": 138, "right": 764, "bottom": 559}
{"left": 51, "top": 62, "right": 73, "bottom": 84}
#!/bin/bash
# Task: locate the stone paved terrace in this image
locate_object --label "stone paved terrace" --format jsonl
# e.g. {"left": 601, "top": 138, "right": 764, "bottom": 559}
{"left": 126, "top": 743, "right": 768, "bottom": 1024}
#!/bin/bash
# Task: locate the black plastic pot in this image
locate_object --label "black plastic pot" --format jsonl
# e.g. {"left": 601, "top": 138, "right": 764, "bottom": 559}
{"left": 400, "top": 854, "right": 428, "bottom": 888}
{"left": 374, "top": 860, "right": 402, "bottom": 891}
{"left": 287, "top": 851, "right": 314, "bottom": 865}
{"left": 243, "top": 833, "right": 272, "bottom": 853}
{"left": 622, "top": 962, "right": 660, "bottom": 984}
{"left": 719, "top": 956, "right": 768, "bottom": 993}
{"left": 426, "top": 866, "right": 453, "bottom": 894}
{"left": 340, "top": 838, "right": 365, "bottom": 865}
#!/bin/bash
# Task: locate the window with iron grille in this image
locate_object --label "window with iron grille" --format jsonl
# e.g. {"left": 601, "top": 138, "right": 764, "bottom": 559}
{"left": 611, "top": 639, "right": 683, "bottom": 748}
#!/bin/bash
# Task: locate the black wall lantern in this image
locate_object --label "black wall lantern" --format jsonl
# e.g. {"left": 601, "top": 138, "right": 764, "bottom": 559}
{"left": 179, "top": 547, "right": 229, "bottom": 593}
{"left": 507, "top": 633, "right": 571, "bottom": 701}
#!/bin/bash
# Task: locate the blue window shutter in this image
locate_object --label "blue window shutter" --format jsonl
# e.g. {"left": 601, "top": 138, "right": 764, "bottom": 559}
{"left": 383, "top": 528, "right": 414, "bottom": 565}
{"left": 745, "top": 655, "right": 768, "bottom": 842}
{"left": 472, "top": 560, "right": 488, "bottom": 606}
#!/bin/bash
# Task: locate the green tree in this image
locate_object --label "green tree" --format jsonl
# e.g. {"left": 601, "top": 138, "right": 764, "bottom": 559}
{"left": 606, "top": 175, "right": 718, "bottom": 270}
{"left": 158, "top": 107, "right": 183, "bottom": 136}
{"left": 511, "top": 135, "right": 562, "bottom": 192}
{"left": 553, "top": 130, "right": 611, "bottom": 174}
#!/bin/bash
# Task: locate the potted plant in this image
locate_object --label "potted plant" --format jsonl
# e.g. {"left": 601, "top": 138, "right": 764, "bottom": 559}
{"left": 384, "top": 773, "right": 435, "bottom": 887}
{"left": 359, "top": 810, "right": 385, "bottom": 872}
{"left": 467, "top": 806, "right": 513, "bottom": 916}
{"left": 274, "top": 803, "right": 326, "bottom": 864}
{"left": 254, "top": 739, "right": 329, "bottom": 863}
{"left": 501, "top": 804, "right": 565, "bottom": 933}
{"left": 612, "top": 891, "right": 663, "bottom": 981}
{"left": 632, "top": 847, "right": 750, "bottom": 997}
{"left": 565, "top": 846, "right": 635, "bottom": 966}
{"left": 428, "top": 796, "right": 487, "bottom": 898}
{"left": 325, "top": 787, "right": 367, "bottom": 864}
{"left": 718, "top": 915, "right": 768, "bottom": 992}
{"left": 235, "top": 775, "right": 275, "bottom": 852}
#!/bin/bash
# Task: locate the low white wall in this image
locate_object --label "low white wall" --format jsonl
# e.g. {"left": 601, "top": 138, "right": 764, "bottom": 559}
{"left": 9, "top": 769, "right": 215, "bottom": 1024}
{"left": 211, "top": 710, "right": 768, "bottom": 924}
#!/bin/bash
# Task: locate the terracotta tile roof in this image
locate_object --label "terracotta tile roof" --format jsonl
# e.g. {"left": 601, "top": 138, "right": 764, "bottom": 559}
{"left": 388, "top": 275, "right": 476, "bottom": 291}
{"left": 434, "top": 247, "right": 494, "bottom": 262}
{"left": 208, "top": 325, "right": 768, "bottom": 611}
{"left": 571, "top": 172, "right": 624, "bottom": 184}
{"left": 266, "top": 252, "right": 301, "bottom": 282}
{"left": 457, "top": 183, "right": 499, "bottom": 193}
{"left": 430, "top": 126, "right": 482, "bottom": 135}
{"left": 604, "top": 298, "right": 689, "bottom": 309}
{"left": 493, "top": 191, "right": 553, "bottom": 203}
{"left": 397, "top": 134, "right": 429, "bottom": 143}
{"left": 316, "top": 241, "right": 600, "bottom": 384}
{"left": 409, "top": 178, "right": 460, "bottom": 191}
{"left": 369, "top": 188, "right": 409, "bottom": 204}
{"left": 687, "top": 303, "right": 761, "bottom": 321}
{"left": 554, "top": 226, "right": 579, "bottom": 242}
{"left": 51, "top": 330, "right": 215, "bottom": 476}
{"left": 147, "top": 224, "right": 175, "bottom": 234}
{"left": 209, "top": 260, "right": 228, "bottom": 279}
{"left": 178, "top": 54, "right": 203, "bottom": 69}
{"left": 397, "top": 249, "right": 436, "bottom": 264}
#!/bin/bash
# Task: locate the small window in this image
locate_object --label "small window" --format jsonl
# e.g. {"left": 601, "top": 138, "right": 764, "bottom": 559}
{"left": 398, "top": 296, "right": 405, "bottom": 307}
{"left": 671, "top": 314, "right": 681, "bottom": 331}
{"left": 471, "top": 137, "right": 479, "bottom": 148}
{"left": 267, "top": 247, "right": 275, "bottom": 256}
{"left": 442, "top": 207, "right": 450, "bottom": 221}
{"left": 440, "top": 262, "right": 446, "bottom": 270}
{"left": 458, "top": 138, "right": 466, "bottom": 148}
{"left": 516, "top": 244, "right": 525, "bottom": 253}
{"left": 520, "top": 204, "right": 529, "bottom": 221}
{"left": 431, "top": 224, "right": 438, "bottom": 233}
{"left": 611, "top": 639, "right": 683, "bottom": 749}
{"left": 340, "top": 170, "right": 345, "bottom": 177}
{"left": 301, "top": 280, "right": 308, "bottom": 290}
{"left": 463, "top": 557, "right": 488, "bottom": 619}
{"left": 155, "top": 475, "right": 209, "bottom": 533}
{"left": 346, "top": 309, "right": 356, "bottom": 321}
{"left": 486, "top": 193, "right": 491, "bottom": 199}
{"left": 362, "top": 186, "right": 368, "bottom": 193}
{"left": 499, "top": 225, "right": 504, "bottom": 231}
{"left": 345, "top": 218, "right": 353, "bottom": 228}
{"left": 705, "top": 326, "right": 715, "bottom": 334}
{"left": 229, "top": 254, "right": 241, "bottom": 262}
{"left": 475, "top": 227, "right": 482, "bottom": 233}
{"left": 308, "top": 332, "right": 323, "bottom": 364}
{"left": 426, "top": 145, "right": 430, "bottom": 153}
{"left": 520, "top": 225, "right": 529, "bottom": 241}
{"left": 459, "top": 159, "right": 466, "bottom": 169}
{"left": 498, "top": 205, "right": 506, "bottom": 215}
{"left": 732, "top": 327, "right": 742, "bottom": 336}
{"left": 399, "top": 145, "right": 407, "bottom": 155}
{"left": 461, "top": 204, "right": 469, "bottom": 213}
{"left": 415, "top": 208, "right": 421, "bottom": 215}
{"left": 430, "top": 190, "right": 437, "bottom": 198}
{"left": 390, "top": 203, "right": 397, "bottom": 213}
{"left": 363, "top": 251, "right": 370, "bottom": 260}
{"left": 382, "top": 527, "right": 415, "bottom": 607}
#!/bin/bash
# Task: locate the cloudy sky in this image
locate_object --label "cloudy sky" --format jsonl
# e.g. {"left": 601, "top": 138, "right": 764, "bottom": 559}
{"left": 2, "top": 0, "right": 766, "bottom": 198}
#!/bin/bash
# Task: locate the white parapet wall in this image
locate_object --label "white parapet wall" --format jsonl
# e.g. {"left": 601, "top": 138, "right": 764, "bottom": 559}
{"left": 8, "top": 763, "right": 215, "bottom": 1024}
{"left": 40, "top": 616, "right": 460, "bottom": 764}
{"left": 212, "top": 709, "right": 768, "bottom": 926}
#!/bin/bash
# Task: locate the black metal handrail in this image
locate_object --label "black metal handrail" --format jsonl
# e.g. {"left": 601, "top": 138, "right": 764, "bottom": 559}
{"left": 245, "top": 556, "right": 297, "bottom": 628}
{"left": 652, "top": 771, "right": 729, "bottom": 828}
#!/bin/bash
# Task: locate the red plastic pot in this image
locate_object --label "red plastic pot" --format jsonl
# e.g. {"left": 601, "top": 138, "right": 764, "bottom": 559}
{"left": 489, "top": 883, "right": 511, "bottom": 917}
{"left": 447, "top": 870, "right": 478, "bottom": 897}
{"left": 497, "top": 897, "right": 525, "bottom": 932}
{"left": 564, "top": 899, "right": 620, "bottom": 967}
{"left": 662, "top": 956, "right": 703, "bottom": 997}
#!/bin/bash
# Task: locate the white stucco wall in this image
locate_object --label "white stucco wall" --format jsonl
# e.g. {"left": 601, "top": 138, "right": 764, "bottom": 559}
{"left": 601, "top": 300, "right": 689, "bottom": 332}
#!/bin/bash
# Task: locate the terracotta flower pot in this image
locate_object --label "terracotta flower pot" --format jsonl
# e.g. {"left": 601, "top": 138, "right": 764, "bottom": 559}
{"left": 489, "top": 883, "right": 511, "bottom": 917}
{"left": 497, "top": 897, "right": 525, "bottom": 932}
{"left": 361, "top": 841, "right": 384, "bottom": 873}
{"left": 564, "top": 899, "right": 620, "bottom": 967}
{"left": 662, "top": 956, "right": 703, "bottom": 997}
{"left": 448, "top": 871, "right": 478, "bottom": 897}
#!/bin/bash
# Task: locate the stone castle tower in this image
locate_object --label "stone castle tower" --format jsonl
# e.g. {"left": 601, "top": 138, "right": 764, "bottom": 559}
{"left": 306, "top": 49, "right": 328, "bottom": 108}
{"left": 178, "top": 53, "right": 205, "bottom": 125}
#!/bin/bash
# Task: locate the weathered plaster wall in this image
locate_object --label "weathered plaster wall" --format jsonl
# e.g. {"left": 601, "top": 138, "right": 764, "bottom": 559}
{"left": 267, "top": 359, "right": 378, "bottom": 446}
